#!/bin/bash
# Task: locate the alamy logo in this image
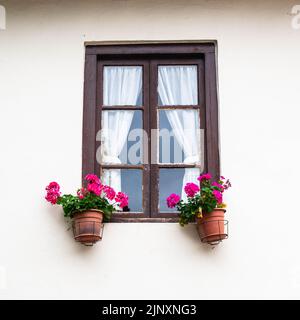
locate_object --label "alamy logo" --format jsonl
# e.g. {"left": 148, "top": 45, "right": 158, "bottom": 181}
{"left": 291, "top": 5, "right": 300, "bottom": 29}
{"left": 0, "top": 5, "right": 6, "bottom": 30}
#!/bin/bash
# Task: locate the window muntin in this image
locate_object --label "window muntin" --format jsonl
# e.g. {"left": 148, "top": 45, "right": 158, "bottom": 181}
{"left": 102, "top": 61, "right": 202, "bottom": 216}
{"left": 98, "top": 61, "right": 149, "bottom": 219}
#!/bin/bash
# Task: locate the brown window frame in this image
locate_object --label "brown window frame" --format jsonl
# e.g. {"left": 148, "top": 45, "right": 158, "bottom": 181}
{"left": 82, "top": 42, "right": 220, "bottom": 223}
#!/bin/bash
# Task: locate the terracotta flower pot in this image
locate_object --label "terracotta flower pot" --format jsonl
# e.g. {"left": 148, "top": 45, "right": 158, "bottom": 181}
{"left": 197, "top": 208, "right": 227, "bottom": 244}
{"left": 72, "top": 209, "right": 104, "bottom": 246}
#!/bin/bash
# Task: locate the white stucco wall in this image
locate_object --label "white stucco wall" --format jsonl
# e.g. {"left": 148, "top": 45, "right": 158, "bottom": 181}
{"left": 0, "top": 0, "right": 300, "bottom": 299}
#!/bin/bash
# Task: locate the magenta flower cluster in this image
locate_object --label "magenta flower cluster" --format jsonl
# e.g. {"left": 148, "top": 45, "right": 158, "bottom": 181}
{"left": 86, "top": 174, "right": 103, "bottom": 196}
{"left": 212, "top": 181, "right": 224, "bottom": 191}
{"left": 184, "top": 183, "right": 200, "bottom": 198}
{"left": 45, "top": 174, "right": 129, "bottom": 209}
{"left": 212, "top": 190, "right": 222, "bottom": 204}
{"left": 115, "top": 192, "right": 129, "bottom": 208}
{"left": 45, "top": 182, "right": 61, "bottom": 204}
{"left": 197, "top": 173, "right": 212, "bottom": 182}
{"left": 103, "top": 185, "right": 116, "bottom": 201}
{"left": 166, "top": 193, "right": 181, "bottom": 208}
{"left": 166, "top": 173, "right": 231, "bottom": 209}
{"left": 84, "top": 174, "right": 128, "bottom": 208}
{"left": 77, "top": 187, "right": 87, "bottom": 199}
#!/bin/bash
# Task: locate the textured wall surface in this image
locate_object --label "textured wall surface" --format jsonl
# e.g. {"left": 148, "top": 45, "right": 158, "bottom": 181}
{"left": 0, "top": 0, "right": 300, "bottom": 299}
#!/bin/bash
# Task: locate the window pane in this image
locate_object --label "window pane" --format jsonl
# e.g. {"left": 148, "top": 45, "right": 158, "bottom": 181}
{"left": 103, "top": 66, "right": 143, "bottom": 106}
{"left": 159, "top": 168, "right": 201, "bottom": 212}
{"left": 100, "top": 110, "right": 143, "bottom": 165}
{"left": 158, "top": 109, "right": 201, "bottom": 164}
{"left": 158, "top": 65, "right": 198, "bottom": 105}
{"left": 102, "top": 169, "right": 143, "bottom": 212}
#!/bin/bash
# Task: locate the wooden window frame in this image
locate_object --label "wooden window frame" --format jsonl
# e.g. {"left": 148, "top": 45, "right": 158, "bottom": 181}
{"left": 82, "top": 42, "right": 220, "bottom": 223}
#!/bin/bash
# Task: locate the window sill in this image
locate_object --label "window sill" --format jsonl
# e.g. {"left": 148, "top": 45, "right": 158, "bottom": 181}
{"left": 109, "top": 217, "right": 179, "bottom": 223}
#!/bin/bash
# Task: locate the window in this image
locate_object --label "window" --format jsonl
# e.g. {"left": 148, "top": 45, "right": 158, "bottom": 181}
{"left": 83, "top": 42, "right": 219, "bottom": 222}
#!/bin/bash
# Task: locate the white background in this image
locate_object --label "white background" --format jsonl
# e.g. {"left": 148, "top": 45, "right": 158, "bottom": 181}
{"left": 0, "top": 0, "right": 300, "bottom": 299}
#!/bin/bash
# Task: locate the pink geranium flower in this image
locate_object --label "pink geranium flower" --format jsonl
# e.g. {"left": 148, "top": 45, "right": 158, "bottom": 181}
{"left": 115, "top": 192, "right": 129, "bottom": 208}
{"left": 166, "top": 193, "right": 181, "bottom": 208}
{"left": 212, "top": 190, "right": 223, "bottom": 204}
{"left": 87, "top": 182, "right": 102, "bottom": 196}
{"left": 77, "top": 187, "right": 87, "bottom": 199}
{"left": 44, "top": 175, "right": 129, "bottom": 221}
{"left": 184, "top": 183, "right": 200, "bottom": 198}
{"left": 45, "top": 193, "right": 60, "bottom": 204}
{"left": 197, "top": 173, "right": 212, "bottom": 182}
{"left": 103, "top": 185, "right": 116, "bottom": 201}
{"left": 84, "top": 174, "right": 103, "bottom": 196}
{"left": 46, "top": 181, "right": 60, "bottom": 192}
{"left": 212, "top": 182, "right": 224, "bottom": 192}
{"left": 45, "top": 181, "right": 61, "bottom": 205}
{"left": 85, "top": 174, "right": 100, "bottom": 184}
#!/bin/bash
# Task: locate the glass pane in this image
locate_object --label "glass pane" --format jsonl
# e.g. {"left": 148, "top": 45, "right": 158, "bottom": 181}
{"left": 158, "top": 109, "right": 201, "bottom": 164}
{"left": 102, "top": 169, "right": 143, "bottom": 212}
{"left": 103, "top": 66, "right": 143, "bottom": 106}
{"left": 158, "top": 65, "right": 198, "bottom": 105}
{"left": 100, "top": 110, "right": 143, "bottom": 165}
{"left": 159, "top": 168, "right": 200, "bottom": 212}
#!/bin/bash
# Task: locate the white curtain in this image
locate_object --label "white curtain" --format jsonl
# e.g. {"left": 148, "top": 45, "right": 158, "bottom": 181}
{"left": 158, "top": 66, "right": 200, "bottom": 200}
{"left": 158, "top": 65, "right": 197, "bottom": 105}
{"left": 103, "top": 66, "right": 142, "bottom": 106}
{"left": 102, "top": 66, "right": 142, "bottom": 192}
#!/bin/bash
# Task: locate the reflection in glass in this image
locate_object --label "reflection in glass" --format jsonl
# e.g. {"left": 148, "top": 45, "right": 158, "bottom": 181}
{"left": 159, "top": 168, "right": 201, "bottom": 211}
{"left": 102, "top": 169, "right": 142, "bottom": 212}
{"left": 159, "top": 109, "right": 200, "bottom": 164}
{"left": 101, "top": 110, "right": 143, "bottom": 165}
{"left": 159, "top": 169, "right": 184, "bottom": 212}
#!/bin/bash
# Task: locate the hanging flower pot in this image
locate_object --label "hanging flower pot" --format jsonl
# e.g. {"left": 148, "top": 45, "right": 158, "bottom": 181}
{"left": 196, "top": 208, "right": 228, "bottom": 244}
{"left": 72, "top": 209, "right": 104, "bottom": 245}
{"left": 44, "top": 174, "right": 129, "bottom": 246}
{"left": 166, "top": 173, "right": 231, "bottom": 245}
